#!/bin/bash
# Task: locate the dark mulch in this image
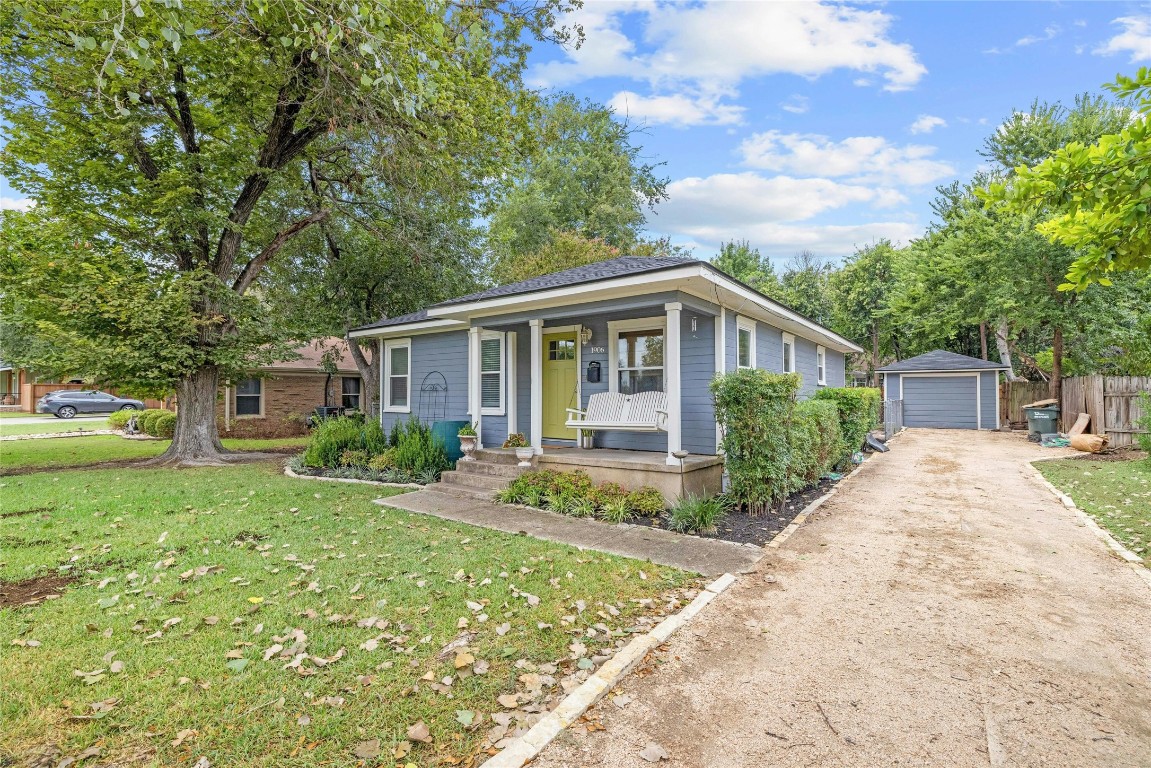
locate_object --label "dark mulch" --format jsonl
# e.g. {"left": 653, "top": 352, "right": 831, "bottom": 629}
{"left": 0, "top": 573, "right": 75, "bottom": 610}
{"left": 629, "top": 477, "right": 840, "bottom": 548}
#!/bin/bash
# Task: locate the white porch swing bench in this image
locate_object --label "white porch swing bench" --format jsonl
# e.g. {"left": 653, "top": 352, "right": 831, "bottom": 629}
{"left": 565, "top": 391, "right": 669, "bottom": 433}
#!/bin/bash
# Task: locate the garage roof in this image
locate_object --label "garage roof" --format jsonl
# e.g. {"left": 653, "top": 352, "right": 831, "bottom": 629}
{"left": 877, "top": 350, "right": 1010, "bottom": 373}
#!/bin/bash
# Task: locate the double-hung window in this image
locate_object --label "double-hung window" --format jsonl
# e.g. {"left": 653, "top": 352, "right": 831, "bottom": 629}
{"left": 782, "top": 333, "right": 795, "bottom": 374}
{"left": 480, "top": 331, "right": 504, "bottom": 415}
{"left": 384, "top": 339, "right": 411, "bottom": 413}
{"left": 235, "top": 378, "right": 262, "bottom": 417}
{"left": 610, "top": 318, "right": 665, "bottom": 394}
{"left": 816, "top": 346, "right": 826, "bottom": 385}
{"left": 736, "top": 316, "right": 756, "bottom": 369}
{"left": 341, "top": 377, "right": 361, "bottom": 409}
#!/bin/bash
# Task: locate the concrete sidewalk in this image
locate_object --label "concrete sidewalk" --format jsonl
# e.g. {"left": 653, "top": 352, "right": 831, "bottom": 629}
{"left": 376, "top": 489, "right": 763, "bottom": 576}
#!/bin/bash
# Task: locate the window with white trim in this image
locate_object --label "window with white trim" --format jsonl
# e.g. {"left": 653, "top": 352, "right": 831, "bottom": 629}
{"left": 235, "top": 378, "right": 262, "bottom": 417}
{"left": 384, "top": 339, "right": 411, "bottom": 413}
{"left": 609, "top": 317, "right": 665, "bottom": 395}
{"left": 782, "top": 333, "right": 795, "bottom": 374}
{"left": 480, "top": 331, "right": 504, "bottom": 415}
{"left": 736, "top": 316, "right": 756, "bottom": 369}
{"left": 816, "top": 346, "right": 826, "bottom": 385}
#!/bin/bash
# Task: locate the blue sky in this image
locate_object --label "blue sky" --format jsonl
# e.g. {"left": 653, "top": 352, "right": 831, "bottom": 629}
{"left": 522, "top": 1, "right": 1151, "bottom": 264}
{"left": 3, "top": 2, "right": 1149, "bottom": 267}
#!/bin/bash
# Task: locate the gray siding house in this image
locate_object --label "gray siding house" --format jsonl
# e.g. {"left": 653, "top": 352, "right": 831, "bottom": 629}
{"left": 878, "top": 350, "right": 1008, "bottom": 430}
{"left": 351, "top": 256, "right": 863, "bottom": 465}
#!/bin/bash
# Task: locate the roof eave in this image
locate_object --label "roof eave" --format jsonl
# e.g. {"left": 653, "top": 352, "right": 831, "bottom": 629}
{"left": 348, "top": 318, "right": 467, "bottom": 339}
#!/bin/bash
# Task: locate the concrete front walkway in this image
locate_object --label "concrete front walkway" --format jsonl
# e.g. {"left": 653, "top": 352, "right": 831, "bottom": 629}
{"left": 377, "top": 489, "right": 763, "bottom": 576}
{"left": 530, "top": 430, "right": 1151, "bottom": 768}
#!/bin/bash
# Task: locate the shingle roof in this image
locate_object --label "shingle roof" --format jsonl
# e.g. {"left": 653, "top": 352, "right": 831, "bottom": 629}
{"left": 438, "top": 255, "right": 695, "bottom": 306}
{"left": 877, "top": 350, "right": 1010, "bottom": 372}
{"left": 357, "top": 309, "right": 430, "bottom": 331}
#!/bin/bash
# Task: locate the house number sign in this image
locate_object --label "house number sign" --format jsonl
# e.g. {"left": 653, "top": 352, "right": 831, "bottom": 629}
{"left": 588, "top": 346, "right": 606, "bottom": 353}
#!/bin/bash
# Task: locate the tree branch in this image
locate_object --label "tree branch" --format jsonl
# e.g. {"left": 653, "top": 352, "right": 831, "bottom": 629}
{"left": 232, "top": 210, "right": 329, "bottom": 294}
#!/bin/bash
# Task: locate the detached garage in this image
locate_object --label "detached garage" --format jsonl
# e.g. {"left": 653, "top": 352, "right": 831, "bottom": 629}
{"left": 879, "top": 351, "right": 1008, "bottom": 430}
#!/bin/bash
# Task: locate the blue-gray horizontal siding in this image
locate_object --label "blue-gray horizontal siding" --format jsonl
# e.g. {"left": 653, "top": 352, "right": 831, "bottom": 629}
{"left": 902, "top": 375, "right": 978, "bottom": 429}
{"left": 380, "top": 331, "right": 469, "bottom": 434}
{"left": 825, "top": 349, "right": 846, "bottom": 388}
{"left": 727, "top": 315, "right": 844, "bottom": 399}
{"left": 980, "top": 370, "right": 998, "bottom": 429}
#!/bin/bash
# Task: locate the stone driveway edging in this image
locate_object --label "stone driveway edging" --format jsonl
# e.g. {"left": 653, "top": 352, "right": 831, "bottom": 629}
{"left": 0, "top": 429, "right": 117, "bottom": 441}
{"left": 481, "top": 573, "right": 738, "bottom": 768}
{"left": 283, "top": 465, "right": 422, "bottom": 490}
{"left": 1027, "top": 459, "right": 1150, "bottom": 589}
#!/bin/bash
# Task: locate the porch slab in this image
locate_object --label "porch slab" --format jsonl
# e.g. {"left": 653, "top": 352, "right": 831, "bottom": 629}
{"left": 375, "top": 489, "right": 762, "bottom": 576}
{"left": 534, "top": 448, "right": 724, "bottom": 503}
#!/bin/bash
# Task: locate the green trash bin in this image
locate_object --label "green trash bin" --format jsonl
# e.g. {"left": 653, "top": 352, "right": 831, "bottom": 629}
{"left": 1023, "top": 405, "right": 1060, "bottom": 437}
{"left": 431, "top": 420, "right": 469, "bottom": 462}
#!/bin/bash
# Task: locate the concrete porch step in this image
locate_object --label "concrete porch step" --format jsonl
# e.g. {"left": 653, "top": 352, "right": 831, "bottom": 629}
{"left": 425, "top": 482, "right": 496, "bottom": 502}
{"left": 440, "top": 470, "right": 508, "bottom": 492}
{"left": 453, "top": 460, "right": 525, "bottom": 480}
{"left": 473, "top": 448, "right": 523, "bottom": 465}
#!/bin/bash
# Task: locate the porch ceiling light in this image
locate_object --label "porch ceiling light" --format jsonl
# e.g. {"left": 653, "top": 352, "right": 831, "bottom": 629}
{"left": 580, "top": 326, "right": 593, "bottom": 345}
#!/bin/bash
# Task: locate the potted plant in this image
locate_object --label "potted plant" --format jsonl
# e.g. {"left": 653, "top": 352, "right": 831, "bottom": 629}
{"left": 458, "top": 421, "right": 478, "bottom": 461}
{"left": 578, "top": 428, "right": 596, "bottom": 449}
{"left": 502, "top": 432, "right": 535, "bottom": 468}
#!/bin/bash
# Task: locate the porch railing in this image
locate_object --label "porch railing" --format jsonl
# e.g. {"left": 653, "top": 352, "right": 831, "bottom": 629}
{"left": 883, "top": 399, "right": 904, "bottom": 442}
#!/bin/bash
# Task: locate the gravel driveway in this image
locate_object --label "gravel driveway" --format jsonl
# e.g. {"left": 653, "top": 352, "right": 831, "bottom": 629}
{"left": 531, "top": 429, "right": 1151, "bottom": 768}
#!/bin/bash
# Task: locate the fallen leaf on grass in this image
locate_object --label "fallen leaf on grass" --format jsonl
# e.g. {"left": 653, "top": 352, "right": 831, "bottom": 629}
{"left": 454, "top": 652, "right": 474, "bottom": 669}
{"left": 353, "top": 739, "right": 381, "bottom": 759}
{"left": 406, "top": 720, "right": 432, "bottom": 743}
{"left": 171, "top": 728, "right": 196, "bottom": 748}
{"left": 455, "top": 710, "right": 475, "bottom": 727}
{"left": 203, "top": 616, "right": 219, "bottom": 626}
{"left": 497, "top": 694, "right": 520, "bottom": 708}
{"left": 393, "top": 741, "right": 411, "bottom": 759}
{"left": 225, "top": 659, "right": 248, "bottom": 673}
{"left": 109, "top": 661, "right": 125, "bottom": 674}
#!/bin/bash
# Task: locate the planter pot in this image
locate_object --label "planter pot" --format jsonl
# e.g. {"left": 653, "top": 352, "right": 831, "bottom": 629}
{"left": 458, "top": 434, "right": 478, "bottom": 461}
{"left": 577, "top": 432, "right": 595, "bottom": 449}
{"left": 514, "top": 447, "right": 535, "bottom": 468}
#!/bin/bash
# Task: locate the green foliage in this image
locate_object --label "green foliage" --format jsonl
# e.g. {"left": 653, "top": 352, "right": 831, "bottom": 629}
{"left": 787, "top": 400, "right": 842, "bottom": 491}
{"left": 774, "top": 251, "right": 835, "bottom": 328}
{"left": 137, "top": 409, "right": 168, "bottom": 437}
{"left": 597, "top": 497, "right": 632, "bottom": 525}
{"left": 106, "top": 410, "right": 133, "bottom": 429}
{"left": 339, "top": 449, "right": 370, "bottom": 468}
{"left": 711, "top": 240, "right": 777, "bottom": 293}
{"left": 302, "top": 417, "right": 366, "bottom": 469}
{"left": 389, "top": 417, "right": 450, "bottom": 477}
{"left": 489, "top": 93, "right": 668, "bottom": 278}
{"left": 667, "top": 495, "right": 729, "bottom": 535}
{"left": 812, "top": 387, "right": 881, "bottom": 455}
{"left": 458, "top": 422, "right": 477, "bottom": 437}
{"left": 367, "top": 450, "right": 396, "bottom": 473}
{"left": 711, "top": 369, "right": 800, "bottom": 513}
{"left": 1136, "top": 392, "right": 1151, "bottom": 457}
{"left": 502, "top": 433, "right": 529, "bottom": 449}
{"left": 152, "top": 412, "right": 178, "bottom": 439}
{"left": 590, "top": 481, "right": 628, "bottom": 508}
{"left": 624, "top": 487, "right": 666, "bottom": 517}
{"left": 829, "top": 240, "right": 898, "bottom": 384}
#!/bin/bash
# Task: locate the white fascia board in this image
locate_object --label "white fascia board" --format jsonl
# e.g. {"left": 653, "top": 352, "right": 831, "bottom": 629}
{"left": 884, "top": 369, "right": 1001, "bottom": 375}
{"left": 348, "top": 319, "right": 467, "bottom": 339}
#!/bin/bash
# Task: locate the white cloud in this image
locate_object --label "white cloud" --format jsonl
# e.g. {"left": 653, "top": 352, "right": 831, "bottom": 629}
{"left": 654, "top": 216, "right": 918, "bottom": 259}
{"left": 608, "top": 90, "right": 744, "bottom": 127}
{"left": 909, "top": 114, "right": 947, "bottom": 134}
{"left": 1095, "top": 16, "right": 1151, "bottom": 62}
{"left": 0, "top": 196, "right": 33, "bottom": 211}
{"left": 780, "top": 95, "right": 810, "bottom": 114}
{"left": 1016, "top": 25, "right": 1060, "bottom": 47}
{"left": 738, "top": 131, "right": 955, "bottom": 187}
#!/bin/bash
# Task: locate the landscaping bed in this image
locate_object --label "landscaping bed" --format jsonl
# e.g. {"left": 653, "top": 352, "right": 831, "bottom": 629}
{"left": 0, "top": 463, "right": 698, "bottom": 767}
{"left": 1036, "top": 456, "right": 1150, "bottom": 560}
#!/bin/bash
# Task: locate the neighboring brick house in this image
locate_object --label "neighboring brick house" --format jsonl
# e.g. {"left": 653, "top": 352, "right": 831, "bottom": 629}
{"left": 219, "top": 338, "right": 367, "bottom": 436}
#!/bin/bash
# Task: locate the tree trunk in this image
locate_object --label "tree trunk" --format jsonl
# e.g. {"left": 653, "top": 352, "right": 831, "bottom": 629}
{"left": 1050, "top": 325, "right": 1063, "bottom": 405}
{"left": 994, "top": 318, "right": 1023, "bottom": 382}
{"left": 871, "top": 322, "right": 880, "bottom": 388}
{"left": 979, "top": 322, "right": 988, "bottom": 360}
{"left": 347, "top": 338, "right": 379, "bottom": 417}
{"left": 151, "top": 365, "right": 227, "bottom": 465}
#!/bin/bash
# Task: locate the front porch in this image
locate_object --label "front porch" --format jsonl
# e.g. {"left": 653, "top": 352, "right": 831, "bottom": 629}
{"left": 440, "top": 447, "right": 724, "bottom": 505}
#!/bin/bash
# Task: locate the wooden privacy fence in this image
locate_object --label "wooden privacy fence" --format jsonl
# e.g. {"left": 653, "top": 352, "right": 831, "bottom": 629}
{"left": 1000, "top": 375, "right": 1149, "bottom": 447}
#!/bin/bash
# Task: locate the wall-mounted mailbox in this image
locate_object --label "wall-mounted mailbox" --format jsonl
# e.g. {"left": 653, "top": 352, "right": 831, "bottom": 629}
{"left": 586, "top": 361, "right": 601, "bottom": 383}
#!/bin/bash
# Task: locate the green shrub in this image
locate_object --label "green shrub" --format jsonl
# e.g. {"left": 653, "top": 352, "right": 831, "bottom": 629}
{"left": 787, "top": 400, "right": 842, "bottom": 491}
{"left": 153, "top": 412, "right": 178, "bottom": 439}
{"left": 340, "top": 449, "right": 370, "bottom": 468}
{"left": 547, "top": 469, "right": 594, "bottom": 498}
{"left": 367, "top": 450, "right": 396, "bottom": 472}
{"left": 711, "top": 370, "right": 800, "bottom": 513}
{"left": 597, "top": 497, "right": 632, "bottom": 524}
{"left": 813, "top": 387, "right": 880, "bottom": 458}
{"left": 107, "top": 410, "right": 133, "bottom": 429}
{"left": 590, "top": 481, "right": 628, "bottom": 509}
{"left": 626, "top": 487, "right": 666, "bottom": 516}
{"left": 302, "top": 417, "right": 364, "bottom": 468}
{"left": 390, "top": 417, "right": 450, "bottom": 475}
{"left": 668, "top": 494, "right": 729, "bottom": 534}
{"left": 502, "top": 433, "right": 529, "bottom": 448}
{"left": 138, "top": 409, "right": 167, "bottom": 436}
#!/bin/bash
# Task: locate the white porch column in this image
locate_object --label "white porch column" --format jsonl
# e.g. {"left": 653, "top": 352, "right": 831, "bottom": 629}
{"left": 530, "top": 319, "right": 543, "bottom": 455}
{"left": 468, "top": 326, "right": 483, "bottom": 448}
{"left": 377, "top": 338, "right": 384, "bottom": 426}
{"left": 665, "top": 302, "right": 682, "bottom": 465}
{"left": 714, "top": 308, "right": 725, "bottom": 455}
{"left": 507, "top": 331, "right": 518, "bottom": 435}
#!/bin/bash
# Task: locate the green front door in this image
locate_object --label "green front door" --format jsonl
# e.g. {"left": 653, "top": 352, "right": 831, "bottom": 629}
{"left": 542, "top": 332, "right": 578, "bottom": 440}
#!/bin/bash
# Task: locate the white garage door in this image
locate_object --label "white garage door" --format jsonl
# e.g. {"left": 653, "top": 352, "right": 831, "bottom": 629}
{"left": 903, "top": 375, "right": 978, "bottom": 429}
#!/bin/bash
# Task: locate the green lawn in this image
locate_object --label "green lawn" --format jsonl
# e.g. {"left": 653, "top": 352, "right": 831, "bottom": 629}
{"left": 1037, "top": 457, "right": 1151, "bottom": 559}
{"left": 0, "top": 411, "right": 53, "bottom": 418}
{"left": 0, "top": 420, "right": 110, "bottom": 437}
{"left": 0, "top": 435, "right": 309, "bottom": 473}
{"left": 0, "top": 464, "right": 694, "bottom": 766}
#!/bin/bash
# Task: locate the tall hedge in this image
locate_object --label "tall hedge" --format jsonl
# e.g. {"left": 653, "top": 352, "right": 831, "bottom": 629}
{"left": 813, "top": 387, "right": 881, "bottom": 456}
{"left": 787, "top": 400, "right": 842, "bottom": 491}
{"left": 711, "top": 370, "right": 800, "bottom": 514}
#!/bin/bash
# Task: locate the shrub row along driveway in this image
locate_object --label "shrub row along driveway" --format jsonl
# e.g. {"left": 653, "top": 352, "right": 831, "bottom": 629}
{"left": 533, "top": 429, "right": 1151, "bottom": 768}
